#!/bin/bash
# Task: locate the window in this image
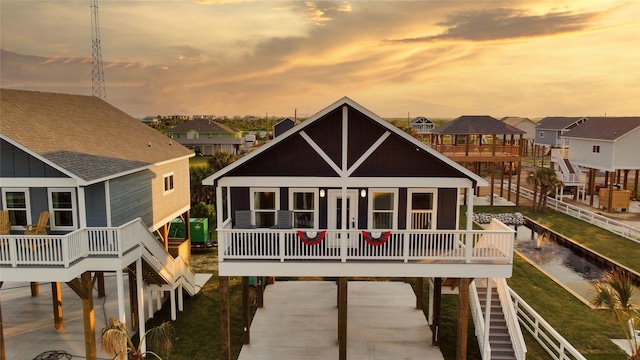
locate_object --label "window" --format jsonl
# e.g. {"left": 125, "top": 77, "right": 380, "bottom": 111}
{"left": 290, "top": 189, "right": 317, "bottom": 228}
{"left": 163, "top": 173, "right": 175, "bottom": 194}
{"left": 251, "top": 188, "right": 277, "bottom": 228}
{"left": 370, "top": 190, "right": 397, "bottom": 229}
{"left": 2, "top": 188, "right": 30, "bottom": 230}
{"left": 48, "top": 188, "right": 77, "bottom": 230}
{"left": 592, "top": 145, "right": 600, "bottom": 153}
{"left": 539, "top": 131, "right": 545, "bottom": 138}
{"left": 407, "top": 189, "right": 437, "bottom": 230}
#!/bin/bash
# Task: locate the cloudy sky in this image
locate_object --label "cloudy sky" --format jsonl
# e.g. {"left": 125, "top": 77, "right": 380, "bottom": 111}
{"left": 1, "top": 0, "right": 639, "bottom": 119}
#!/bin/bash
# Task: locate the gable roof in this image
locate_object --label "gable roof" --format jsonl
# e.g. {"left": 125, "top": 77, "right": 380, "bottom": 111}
{"left": 203, "top": 97, "right": 486, "bottom": 186}
{"left": 563, "top": 117, "right": 640, "bottom": 141}
{"left": 432, "top": 115, "right": 525, "bottom": 135}
{"left": 410, "top": 117, "right": 434, "bottom": 124}
{"left": 167, "top": 119, "right": 238, "bottom": 134}
{"left": 501, "top": 117, "right": 536, "bottom": 127}
{"left": 1, "top": 89, "right": 193, "bottom": 184}
{"left": 535, "top": 116, "right": 584, "bottom": 130}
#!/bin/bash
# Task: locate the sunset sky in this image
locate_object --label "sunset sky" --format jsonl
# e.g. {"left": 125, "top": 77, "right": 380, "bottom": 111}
{"left": 1, "top": 0, "right": 639, "bottom": 119}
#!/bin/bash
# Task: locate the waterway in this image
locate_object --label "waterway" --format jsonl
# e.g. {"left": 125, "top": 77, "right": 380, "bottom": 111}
{"left": 512, "top": 225, "right": 640, "bottom": 306}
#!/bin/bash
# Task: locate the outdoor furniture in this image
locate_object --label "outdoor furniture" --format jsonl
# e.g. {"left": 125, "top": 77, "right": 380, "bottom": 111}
{"left": 271, "top": 210, "right": 293, "bottom": 229}
{"left": 25, "top": 211, "right": 50, "bottom": 235}
{"left": 0, "top": 210, "right": 10, "bottom": 235}
{"left": 234, "top": 210, "right": 255, "bottom": 229}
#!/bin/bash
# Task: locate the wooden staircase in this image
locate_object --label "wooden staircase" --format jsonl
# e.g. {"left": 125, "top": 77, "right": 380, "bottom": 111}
{"left": 476, "top": 284, "right": 517, "bottom": 360}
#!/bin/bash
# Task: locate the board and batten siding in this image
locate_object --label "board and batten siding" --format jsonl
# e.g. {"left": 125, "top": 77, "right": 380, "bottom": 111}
{"left": 0, "top": 139, "right": 69, "bottom": 178}
{"left": 109, "top": 159, "right": 190, "bottom": 229}
{"left": 85, "top": 182, "right": 107, "bottom": 227}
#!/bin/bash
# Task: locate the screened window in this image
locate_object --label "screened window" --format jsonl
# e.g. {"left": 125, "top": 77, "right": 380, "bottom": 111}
{"left": 408, "top": 190, "right": 436, "bottom": 230}
{"left": 592, "top": 145, "right": 600, "bottom": 153}
{"left": 291, "top": 190, "right": 316, "bottom": 228}
{"left": 252, "top": 189, "right": 277, "bottom": 228}
{"left": 163, "top": 173, "right": 174, "bottom": 194}
{"left": 371, "top": 191, "right": 396, "bottom": 229}
{"left": 48, "top": 189, "right": 77, "bottom": 230}
{"left": 2, "top": 189, "right": 30, "bottom": 229}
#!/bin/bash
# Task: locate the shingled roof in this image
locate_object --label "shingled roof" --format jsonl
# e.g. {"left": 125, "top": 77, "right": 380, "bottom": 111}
{"left": 1, "top": 89, "right": 193, "bottom": 183}
{"left": 168, "top": 119, "right": 238, "bottom": 134}
{"left": 536, "top": 117, "right": 584, "bottom": 130}
{"left": 432, "top": 115, "right": 525, "bottom": 135}
{"left": 563, "top": 117, "right": 640, "bottom": 141}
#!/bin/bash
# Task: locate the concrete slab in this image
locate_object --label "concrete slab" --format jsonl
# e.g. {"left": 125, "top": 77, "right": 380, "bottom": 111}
{"left": 1, "top": 273, "right": 211, "bottom": 360}
{"left": 239, "top": 281, "right": 444, "bottom": 360}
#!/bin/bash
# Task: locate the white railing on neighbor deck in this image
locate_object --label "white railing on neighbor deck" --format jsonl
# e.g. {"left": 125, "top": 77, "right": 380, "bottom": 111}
{"left": 496, "top": 278, "right": 527, "bottom": 360}
{"left": 217, "top": 218, "right": 514, "bottom": 263}
{"left": 507, "top": 184, "right": 640, "bottom": 243}
{"left": 509, "top": 288, "right": 586, "bottom": 360}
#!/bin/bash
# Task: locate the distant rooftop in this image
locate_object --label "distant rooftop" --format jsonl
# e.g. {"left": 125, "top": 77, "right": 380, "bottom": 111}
{"left": 432, "top": 115, "right": 524, "bottom": 135}
{"left": 563, "top": 117, "right": 640, "bottom": 141}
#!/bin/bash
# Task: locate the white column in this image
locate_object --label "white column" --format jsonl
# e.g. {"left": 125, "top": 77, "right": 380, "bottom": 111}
{"left": 483, "top": 278, "right": 492, "bottom": 358}
{"left": 428, "top": 278, "right": 434, "bottom": 325}
{"left": 466, "top": 187, "right": 475, "bottom": 231}
{"left": 148, "top": 291, "right": 154, "bottom": 319}
{"left": 77, "top": 186, "right": 87, "bottom": 228}
{"left": 178, "top": 284, "right": 184, "bottom": 311}
{"left": 171, "top": 289, "right": 177, "bottom": 320}
{"left": 105, "top": 180, "right": 112, "bottom": 226}
{"left": 116, "top": 269, "right": 126, "bottom": 326}
{"left": 136, "top": 258, "right": 146, "bottom": 353}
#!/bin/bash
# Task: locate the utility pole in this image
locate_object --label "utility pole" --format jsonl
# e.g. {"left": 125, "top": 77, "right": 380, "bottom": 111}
{"left": 91, "top": 0, "right": 106, "bottom": 101}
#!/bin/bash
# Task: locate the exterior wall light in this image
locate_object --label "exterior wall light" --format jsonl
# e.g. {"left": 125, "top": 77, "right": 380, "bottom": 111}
{"left": 360, "top": 189, "right": 367, "bottom": 198}
{"left": 320, "top": 189, "right": 326, "bottom": 198}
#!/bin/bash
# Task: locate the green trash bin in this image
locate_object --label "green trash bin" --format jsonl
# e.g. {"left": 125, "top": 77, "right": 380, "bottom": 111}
{"left": 189, "top": 218, "right": 209, "bottom": 246}
{"left": 169, "top": 218, "right": 185, "bottom": 238}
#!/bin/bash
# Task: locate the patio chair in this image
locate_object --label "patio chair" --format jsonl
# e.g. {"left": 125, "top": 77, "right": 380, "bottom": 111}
{"left": 0, "top": 210, "right": 10, "bottom": 235}
{"left": 271, "top": 210, "right": 293, "bottom": 229}
{"left": 234, "top": 210, "right": 255, "bottom": 229}
{"left": 25, "top": 211, "right": 50, "bottom": 235}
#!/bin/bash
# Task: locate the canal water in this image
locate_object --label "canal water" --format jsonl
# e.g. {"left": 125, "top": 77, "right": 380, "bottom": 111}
{"left": 512, "top": 225, "right": 640, "bottom": 306}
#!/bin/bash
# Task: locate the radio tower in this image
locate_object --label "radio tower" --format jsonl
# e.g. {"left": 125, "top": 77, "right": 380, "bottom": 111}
{"left": 90, "top": 0, "right": 106, "bottom": 101}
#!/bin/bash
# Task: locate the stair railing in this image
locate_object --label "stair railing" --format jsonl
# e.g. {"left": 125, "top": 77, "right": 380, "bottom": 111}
{"left": 469, "top": 280, "right": 491, "bottom": 359}
{"left": 495, "top": 278, "right": 527, "bottom": 359}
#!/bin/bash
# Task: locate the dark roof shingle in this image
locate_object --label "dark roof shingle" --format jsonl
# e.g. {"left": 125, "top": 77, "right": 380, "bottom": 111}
{"left": 432, "top": 115, "right": 524, "bottom": 135}
{"left": 563, "top": 117, "right": 640, "bottom": 141}
{"left": 536, "top": 117, "right": 584, "bottom": 130}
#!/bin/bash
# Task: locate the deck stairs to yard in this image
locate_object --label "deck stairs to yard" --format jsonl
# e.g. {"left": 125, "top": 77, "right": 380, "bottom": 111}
{"left": 551, "top": 149, "right": 585, "bottom": 187}
{"left": 471, "top": 278, "right": 526, "bottom": 360}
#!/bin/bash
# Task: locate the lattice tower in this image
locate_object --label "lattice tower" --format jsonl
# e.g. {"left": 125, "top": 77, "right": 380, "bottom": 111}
{"left": 90, "top": 0, "right": 106, "bottom": 101}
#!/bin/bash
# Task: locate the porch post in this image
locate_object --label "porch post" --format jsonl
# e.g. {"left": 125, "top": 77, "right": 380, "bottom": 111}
{"left": 257, "top": 276, "right": 264, "bottom": 308}
{"left": 116, "top": 269, "right": 126, "bottom": 327}
{"left": 30, "top": 282, "right": 39, "bottom": 297}
{"left": 242, "top": 276, "right": 250, "bottom": 344}
{"left": 136, "top": 258, "right": 146, "bottom": 354}
{"left": 415, "top": 277, "right": 423, "bottom": 310}
{"left": 607, "top": 171, "right": 615, "bottom": 212}
{"left": 490, "top": 162, "right": 495, "bottom": 206}
{"left": 432, "top": 277, "right": 442, "bottom": 346}
{"left": 338, "top": 277, "right": 348, "bottom": 360}
{"left": 51, "top": 282, "right": 63, "bottom": 330}
{"left": 634, "top": 170, "right": 639, "bottom": 199}
{"left": 66, "top": 272, "right": 97, "bottom": 360}
{"left": 220, "top": 276, "right": 231, "bottom": 360}
{"left": 466, "top": 188, "right": 474, "bottom": 231}
{"left": 128, "top": 268, "right": 139, "bottom": 331}
{"left": 0, "top": 282, "right": 5, "bottom": 360}
{"left": 96, "top": 272, "right": 106, "bottom": 298}
{"left": 456, "top": 278, "right": 470, "bottom": 360}
{"left": 589, "top": 168, "right": 595, "bottom": 206}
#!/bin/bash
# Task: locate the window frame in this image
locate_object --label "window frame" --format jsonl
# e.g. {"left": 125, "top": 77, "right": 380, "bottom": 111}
{"left": 163, "top": 172, "right": 175, "bottom": 195}
{"left": 250, "top": 187, "right": 279, "bottom": 228}
{"left": 368, "top": 188, "right": 398, "bottom": 230}
{"left": 539, "top": 131, "right": 545, "bottom": 138}
{"left": 289, "top": 188, "right": 318, "bottom": 229}
{"left": 592, "top": 145, "right": 600, "bottom": 153}
{"left": 406, "top": 188, "right": 438, "bottom": 230}
{"left": 47, "top": 188, "right": 78, "bottom": 231}
{"left": 2, "top": 188, "right": 31, "bottom": 231}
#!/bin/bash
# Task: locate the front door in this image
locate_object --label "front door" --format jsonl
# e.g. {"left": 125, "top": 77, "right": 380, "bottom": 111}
{"left": 328, "top": 190, "right": 358, "bottom": 247}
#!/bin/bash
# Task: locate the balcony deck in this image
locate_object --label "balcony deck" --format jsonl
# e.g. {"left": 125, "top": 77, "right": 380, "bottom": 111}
{"left": 217, "top": 219, "right": 515, "bottom": 278}
{"left": 430, "top": 144, "right": 521, "bottom": 162}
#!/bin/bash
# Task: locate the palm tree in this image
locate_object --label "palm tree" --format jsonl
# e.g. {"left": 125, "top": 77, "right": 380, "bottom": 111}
{"left": 589, "top": 271, "right": 639, "bottom": 359}
{"left": 100, "top": 317, "right": 175, "bottom": 360}
{"left": 527, "top": 167, "right": 563, "bottom": 212}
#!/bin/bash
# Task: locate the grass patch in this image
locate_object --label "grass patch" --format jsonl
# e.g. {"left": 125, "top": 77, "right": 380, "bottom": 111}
{"left": 189, "top": 156, "right": 210, "bottom": 168}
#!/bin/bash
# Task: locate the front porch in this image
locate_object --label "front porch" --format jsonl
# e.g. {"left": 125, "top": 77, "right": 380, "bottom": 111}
{"left": 218, "top": 219, "right": 514, "bottom": 278}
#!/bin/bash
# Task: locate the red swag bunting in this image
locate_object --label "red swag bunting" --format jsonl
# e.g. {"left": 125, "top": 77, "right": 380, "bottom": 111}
{"left": 362, "top": 231, "right": 391, "bottom": 246}
{"left": 297, "top": 230, "right": 326, "bottom": 246}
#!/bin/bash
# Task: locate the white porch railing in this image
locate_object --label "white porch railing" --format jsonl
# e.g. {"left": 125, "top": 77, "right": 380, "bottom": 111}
{"left": 508, "top": 184, "right": 640, "bottom": 243}
{"left": 509, "top": 288, "right": 586, "bottom": 360}
{"left": 217, "top": 219, "right": 514, "bottom": 264}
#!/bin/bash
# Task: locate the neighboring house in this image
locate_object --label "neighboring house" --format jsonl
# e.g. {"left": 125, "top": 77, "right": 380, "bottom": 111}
{"left": 203, "top": 97, "right": 520, "bottom": 359}
{"left": 0, "top": 89, "right": 197, "bottom": 360}
{"left": 273, "top": 117, "right": 295, "bottom": 138}
{"left": 563, "top": 117, "right": 640, "bottom": 201}
{"left": 501, "top": 117, "right": 537, "bottom": 155}
{"left": 141, "top": 116, "right": 160, "bottom": 127}
{"left": 534, "top": 116, "right": 586, "bottom": 148}
{"left": 166, "top": 119, "right": 243, "bottom": 155}
{"left": 410, "top": 116, "right": 435, "bottom": 136}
